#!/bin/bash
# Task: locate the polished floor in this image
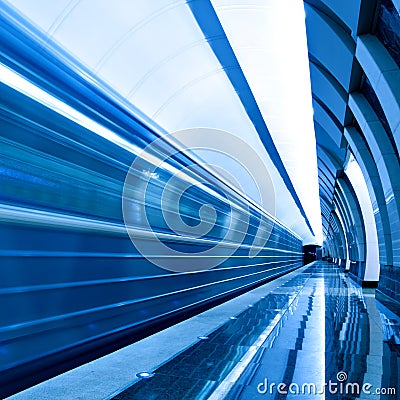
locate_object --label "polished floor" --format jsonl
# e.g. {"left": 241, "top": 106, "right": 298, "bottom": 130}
{"left": 112, "top": 262, "right": 399, "bottom": 400}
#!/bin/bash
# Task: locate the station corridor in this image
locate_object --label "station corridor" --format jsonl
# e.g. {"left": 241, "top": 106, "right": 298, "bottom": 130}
{"left": 1, "top": 0, "right": 400, "bottom": 399}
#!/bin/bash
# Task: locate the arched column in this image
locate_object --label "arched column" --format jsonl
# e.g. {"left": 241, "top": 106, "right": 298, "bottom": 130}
{"left": 349, "top": 92, "right": 400, "bottom": 267}
{"left": 344, "top": 126, "right": 392, "bottom": 268}
{"left": 345, "top": 155, "right": 380, "bottom": 282}
{"left": 332, "top": 197, "right": 351, "bottom": 271}
{"left": 336, "top": 176, "right": 367, "bottom": 279}
{"left": 356, "top": 35, "right": 400, "bottom": 155}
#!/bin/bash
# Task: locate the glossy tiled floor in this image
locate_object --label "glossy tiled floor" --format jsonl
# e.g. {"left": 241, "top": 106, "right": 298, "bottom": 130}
{"left": 111, "top": 262, "right": 399, "bottom": 400}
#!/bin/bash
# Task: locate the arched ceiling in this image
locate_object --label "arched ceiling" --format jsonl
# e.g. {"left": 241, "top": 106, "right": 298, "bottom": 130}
{"left": 3, "top": 0, "right": 323, "bottom": 243}
{"left": 304, "top": 0, "right": 378, "bottom": 239}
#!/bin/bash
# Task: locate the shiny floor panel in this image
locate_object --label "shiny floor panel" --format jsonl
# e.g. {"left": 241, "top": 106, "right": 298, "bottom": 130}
{"left": 111, "top": 262, "right": 399, "bottom": 399}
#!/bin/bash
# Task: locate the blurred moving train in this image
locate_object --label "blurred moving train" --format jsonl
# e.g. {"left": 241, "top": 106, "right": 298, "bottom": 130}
{"left": 0, "top": 4, "right": 303, "bottom": 397}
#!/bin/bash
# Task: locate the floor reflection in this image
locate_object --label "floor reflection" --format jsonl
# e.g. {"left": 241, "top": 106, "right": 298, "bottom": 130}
{"left": 111, "top": 262, "right": 399, "bottom": 400}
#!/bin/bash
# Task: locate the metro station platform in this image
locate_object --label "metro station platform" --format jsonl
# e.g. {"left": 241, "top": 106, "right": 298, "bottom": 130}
{"left": 6, "top": 262, "right": 399, "bottom": 400}
{"left": 2, "top": 1, "right": 400, "bottom": 399}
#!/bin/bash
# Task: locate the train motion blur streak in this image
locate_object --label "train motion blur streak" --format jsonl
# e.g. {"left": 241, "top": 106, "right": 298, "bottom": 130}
{"left": 0, "top": 3, "right": 302, "bottom": 397}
